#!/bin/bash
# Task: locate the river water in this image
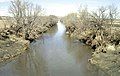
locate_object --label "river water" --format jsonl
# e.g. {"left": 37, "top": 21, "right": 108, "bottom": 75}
{"left": 0, "top": 21, "right": 104, "bottom": 76}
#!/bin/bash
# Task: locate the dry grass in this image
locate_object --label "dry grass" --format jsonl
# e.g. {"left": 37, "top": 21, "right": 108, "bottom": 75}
{"left": 0, "top": 20, "right": 5, "bottom": 29}
{"left": 0, "top": 20, "right": 10, "bottom": 29}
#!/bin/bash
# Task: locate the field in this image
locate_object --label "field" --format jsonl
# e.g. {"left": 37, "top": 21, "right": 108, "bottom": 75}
{"left": 0, "top": 20, "right": 10, "bottom": 29}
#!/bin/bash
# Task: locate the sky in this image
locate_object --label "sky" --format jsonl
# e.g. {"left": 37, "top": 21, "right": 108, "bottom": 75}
{"left": 0, "top": 0, "right": 120, "bottom": 16}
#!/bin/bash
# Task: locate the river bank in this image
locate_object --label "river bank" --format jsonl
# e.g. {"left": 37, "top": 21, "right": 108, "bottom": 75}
{"left": 0, "top": 35, "right": 29, "bottom": 67}
{"left": 0, "top": 21, "right": 97, "bottom": 76}
{"left": 67, "top": 26, "right": 120, "bottom": 75}
{"left": 61, "top": 15, "right": 120, "bottom": 75}
{"left": 0, "top": 16, "right": 58, "bottom": 67}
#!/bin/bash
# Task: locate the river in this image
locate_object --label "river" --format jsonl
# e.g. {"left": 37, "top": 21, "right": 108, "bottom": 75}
{"left": 0, "top": 21, "right": 104, "bottom": 76}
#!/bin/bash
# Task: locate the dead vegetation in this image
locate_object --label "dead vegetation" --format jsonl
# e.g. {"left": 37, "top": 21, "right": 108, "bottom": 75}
{"left": 0, "top": 0, "right": 58, "bottom": 42}
{"left": 0, "top": 0, "right": 58, "bottom": 65}
{"left": 61, "top": 5, "right": 120, "bottom": 75}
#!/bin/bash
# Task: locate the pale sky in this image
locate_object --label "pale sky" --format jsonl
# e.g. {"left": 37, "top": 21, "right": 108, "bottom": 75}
{"left": 0, "top": 0, "right": 120, "bottom": 16}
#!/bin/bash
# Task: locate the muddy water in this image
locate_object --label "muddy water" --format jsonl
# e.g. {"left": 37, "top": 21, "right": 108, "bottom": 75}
{"left": 0, "top": 21, "right": 103, "bottom": 76}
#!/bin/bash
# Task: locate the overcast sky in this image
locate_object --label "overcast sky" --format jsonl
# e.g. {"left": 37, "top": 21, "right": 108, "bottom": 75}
{"left": 0, "top": 0, "right": 120, "bottom": 16}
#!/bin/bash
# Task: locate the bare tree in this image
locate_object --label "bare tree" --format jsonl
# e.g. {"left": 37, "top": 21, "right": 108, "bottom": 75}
{"left": 108, "top": 5, "right": 119, "bottom": 26}
{"left": 9, "top": 0, "right": 42, "bottom": 38}
{"left": 107, "top": 5, "right": 119, "bottom": 39}
{"left": 91, "top": 6, "right": 108, "bottom": 27}
{"left": 78, "top": 6, "right": 90, "bottom": 27}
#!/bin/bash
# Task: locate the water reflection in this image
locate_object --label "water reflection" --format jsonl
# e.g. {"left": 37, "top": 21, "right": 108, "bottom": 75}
{"left": 54, "top": 21, "right": 66, "bottom": 37}
{"left": 0, "top": 48, "right": 48, "bottom": 76}
{"left": 0, "top": 21, "right": 107, "bottom": 76}
{"left": 31, "top": 21, "right": 94, "bottom": 76}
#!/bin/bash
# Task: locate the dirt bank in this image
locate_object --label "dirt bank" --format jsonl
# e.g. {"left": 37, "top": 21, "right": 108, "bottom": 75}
{"left": 0, "top": 35, "right": 29, "bottom": 67}
{"left": 61, "top": 18, "right": 120, "bottom": 75}
{"left": 0, "top": 16, "right": 58, "bottom": 66}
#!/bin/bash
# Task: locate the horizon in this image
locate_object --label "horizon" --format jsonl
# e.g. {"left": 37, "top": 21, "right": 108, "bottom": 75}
{"left": 0, "top": 0, "right": 120, "bottom": 17}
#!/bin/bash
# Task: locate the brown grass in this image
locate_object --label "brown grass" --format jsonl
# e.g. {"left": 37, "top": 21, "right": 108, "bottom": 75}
{"left": 0, "top": 20, "right": 10, "bottom": 29}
